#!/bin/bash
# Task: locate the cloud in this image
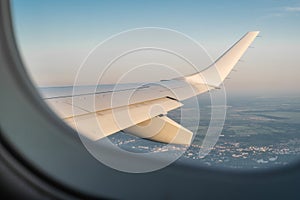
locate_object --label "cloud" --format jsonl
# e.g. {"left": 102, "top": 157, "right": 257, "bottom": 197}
{"left": 284, "top": 6, "right": 300, "bottom": 12}
{"left": 259, "top": 5, "right": 300, "bottom": 20}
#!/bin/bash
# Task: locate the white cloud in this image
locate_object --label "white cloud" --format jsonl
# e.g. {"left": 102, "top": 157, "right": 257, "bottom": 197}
{"left": 284, "top": 6, "right": 300, "bottom": 12}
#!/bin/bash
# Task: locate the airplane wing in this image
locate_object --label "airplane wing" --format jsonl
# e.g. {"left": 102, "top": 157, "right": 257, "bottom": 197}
{"left": 43, "top": 31, "right": 259, "bottom": 145}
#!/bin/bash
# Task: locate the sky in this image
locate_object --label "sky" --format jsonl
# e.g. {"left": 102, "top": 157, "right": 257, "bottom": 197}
{"left": 11, "top": 0, "right": 300, "bottom": 96}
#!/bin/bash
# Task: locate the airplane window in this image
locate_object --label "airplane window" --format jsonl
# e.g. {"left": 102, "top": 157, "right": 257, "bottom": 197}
{"left": 10, "top": 0, "right": 300, "bottom": 173}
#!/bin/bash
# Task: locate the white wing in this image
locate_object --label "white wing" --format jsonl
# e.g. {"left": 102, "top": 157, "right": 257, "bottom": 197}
{"left": 44, "top": 31, "right": 259, "bottom": 145}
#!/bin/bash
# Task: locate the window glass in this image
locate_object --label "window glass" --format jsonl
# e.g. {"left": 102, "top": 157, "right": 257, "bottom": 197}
{"left": 12, "top": 0, "right": 300, "bottom": 170}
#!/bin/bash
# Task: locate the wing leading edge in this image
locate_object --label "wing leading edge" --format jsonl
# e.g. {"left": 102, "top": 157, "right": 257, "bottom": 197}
{"left": 44, "top": 31, "right": 259, "bottom": 145}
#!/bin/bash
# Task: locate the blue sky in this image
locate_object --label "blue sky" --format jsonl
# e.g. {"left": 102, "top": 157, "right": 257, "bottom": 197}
{"left": 12, "top": 0, "right": 300, "bottom": 96}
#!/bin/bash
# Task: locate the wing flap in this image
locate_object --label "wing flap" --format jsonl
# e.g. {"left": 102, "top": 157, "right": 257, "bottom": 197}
{"left": 64, "top": 97, "right": 182, "bottom": 140}
{"left": 124, "top": 115, "right": 193, "bottom": 145}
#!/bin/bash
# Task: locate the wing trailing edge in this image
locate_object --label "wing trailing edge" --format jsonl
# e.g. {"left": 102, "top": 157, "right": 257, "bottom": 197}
{"left": 64, "top": 97, "right": 182, "bottom": 140}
